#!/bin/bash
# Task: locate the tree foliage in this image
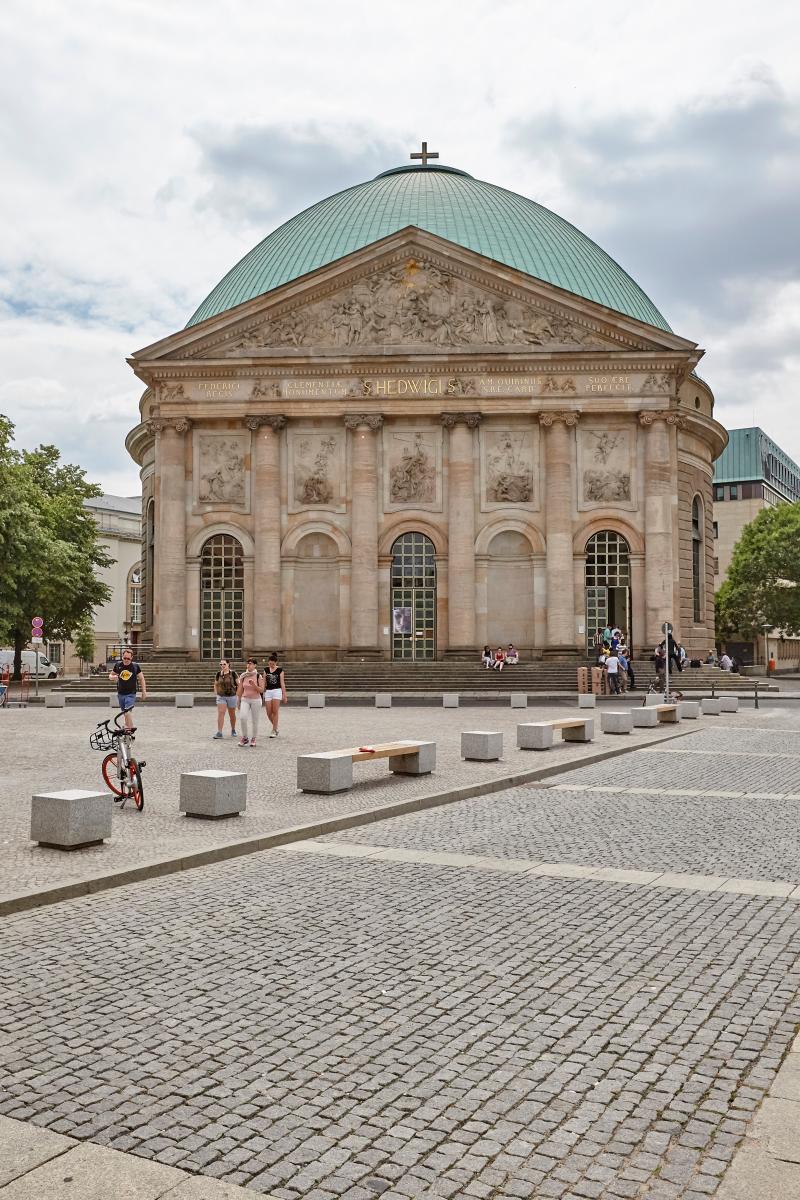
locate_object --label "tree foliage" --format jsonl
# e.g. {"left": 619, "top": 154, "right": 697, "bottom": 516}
{"left": 715, "top": 501, "right": 800, "bottom": 640}
{"left": 72, "top": 617, "right": 96, "bottom": 672}
{"left": 0, "top": 415, "right": 112, "bottom": 677}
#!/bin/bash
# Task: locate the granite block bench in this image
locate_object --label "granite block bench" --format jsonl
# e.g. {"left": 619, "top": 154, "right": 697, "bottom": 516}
{"left": 517, "top": 717, "right": 593, "bottom": 751}
{"left": 461, "top": 730, "right": 503, "bottom": 761}
{"left": 701, "top": 697, "right": 722, "bottom": 715}
{"left": 644, "top": 703, "right": 681, "bottom": 723}
{"left": 31, "top": 789, "right": 112, "bottom": 849}
{"left": 720, "top": 696, "right": 739, "bottom": 712}
{"left": 601, "top": 710, "right": 633, "bottom": 734}
{"left": 679, "top": 700, "right": 700, "bottom": 719}
{"left": 297, "top": 740, "right": 436, "bottom": 794}
{"left": 180, "top": 770, "right": 247, "bottom": 819}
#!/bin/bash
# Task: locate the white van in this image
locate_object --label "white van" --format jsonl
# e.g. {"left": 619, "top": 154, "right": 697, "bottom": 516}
{"left": 0, "top": 649, "right": 59, "bottom": 678}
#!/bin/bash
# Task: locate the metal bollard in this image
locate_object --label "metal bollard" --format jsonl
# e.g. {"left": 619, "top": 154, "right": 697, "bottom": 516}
{"left": 711, "top": 680, "right": 715, "bottom": 699}
{"left": 754, "top": 679, "right": 759, "bottom": 710}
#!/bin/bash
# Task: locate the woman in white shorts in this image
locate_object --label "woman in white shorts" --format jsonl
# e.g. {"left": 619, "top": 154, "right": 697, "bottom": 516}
{"left": 263, "top": 653, "right": 287, "bottom": 738}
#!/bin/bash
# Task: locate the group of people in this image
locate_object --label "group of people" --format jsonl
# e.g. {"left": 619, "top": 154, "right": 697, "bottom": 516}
{"left": 481, "top": 644, "right": 520, "bottom": 672}
{"left": 595, "top": 627, "right": 635, "bottom": 694}
{"left": 213, "top": 655, "right": 287, "bottom": 747}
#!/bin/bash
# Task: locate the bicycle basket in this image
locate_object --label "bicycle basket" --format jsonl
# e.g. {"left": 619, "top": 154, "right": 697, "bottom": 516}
{"left": 89, "top": 727, "right": 114, "bottom": 752}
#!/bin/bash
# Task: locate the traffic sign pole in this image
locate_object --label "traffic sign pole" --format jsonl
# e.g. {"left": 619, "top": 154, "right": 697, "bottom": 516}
{"left": 31, "top": 618, "right": 44, "bottom": 699}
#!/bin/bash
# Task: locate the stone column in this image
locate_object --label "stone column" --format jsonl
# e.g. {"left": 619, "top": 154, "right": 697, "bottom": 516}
{"left": 640, "top": 411, "right": 680, "bottom": 644}
{"left": 345, "top": 414, "right": 383, "bottom": 654}
{"left": 247, "top": 415, "right": 286, "bottom": 651}
{"left": 540, "top": 411, "right": 579, "bottom": 652}
{"left": 443, "top": 412, "right": 481, "bottom": 653}
{"left": 154, "top": 417, "right": 190, "bottom": 651}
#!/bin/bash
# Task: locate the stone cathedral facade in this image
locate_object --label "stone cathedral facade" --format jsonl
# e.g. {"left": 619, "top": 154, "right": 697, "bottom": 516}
{"left": 125, "top": 162, "right": 726, "bottom": 662}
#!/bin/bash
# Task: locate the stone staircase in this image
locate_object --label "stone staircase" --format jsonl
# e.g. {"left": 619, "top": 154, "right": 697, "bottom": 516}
{"left": 59, "top": 661, "right": 765, "bottom": 696}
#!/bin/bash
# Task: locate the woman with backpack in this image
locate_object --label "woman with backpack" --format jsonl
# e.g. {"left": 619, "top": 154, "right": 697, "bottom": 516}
{"left": 213, "top": 659, "right": 239, "bottom": 739}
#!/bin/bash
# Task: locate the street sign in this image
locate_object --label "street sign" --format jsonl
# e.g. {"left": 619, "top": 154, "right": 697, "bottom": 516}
{"left": 31, "top": 617, "right": 44, "bottom": 630}
{"left": 31, "top": 636, "right": 44, "bottom": 645}
{"left": 661, "top": 621, "right": 673, "bottom": 635}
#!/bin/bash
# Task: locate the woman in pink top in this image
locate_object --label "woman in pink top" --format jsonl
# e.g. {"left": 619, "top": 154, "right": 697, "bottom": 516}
{"left": 236, "top": 658, "right": 264, "bottom": 747}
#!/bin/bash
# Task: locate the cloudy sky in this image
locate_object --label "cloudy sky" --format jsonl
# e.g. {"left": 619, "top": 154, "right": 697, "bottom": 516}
{"left": 2, "top": 0, "right": 799, "bottom": 494}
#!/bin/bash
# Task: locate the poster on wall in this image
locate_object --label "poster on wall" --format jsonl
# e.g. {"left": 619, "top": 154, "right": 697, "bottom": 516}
{"left": 393, "top": 607, "right": 412, "bottom": 635}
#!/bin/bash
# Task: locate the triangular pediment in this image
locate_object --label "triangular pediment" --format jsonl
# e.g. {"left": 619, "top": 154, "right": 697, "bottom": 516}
{"left": 130, "top": 228, "right": 697, "bottom": 369}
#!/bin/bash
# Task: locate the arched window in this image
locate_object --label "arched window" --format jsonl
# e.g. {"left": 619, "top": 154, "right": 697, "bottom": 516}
{"left": 584, "top": 531, "right": 631, "bottom": 651}
{"left": 128, "top": 565, "right": 142, "bottom": 627}
{"left": 391, "top": 532, "right": 436, "bottom": 660}
{"left": 200, "top": 534, "right": 244, "bottom": 660}
{"left": 692, "top": 497, "right": 703, "bottom": 623}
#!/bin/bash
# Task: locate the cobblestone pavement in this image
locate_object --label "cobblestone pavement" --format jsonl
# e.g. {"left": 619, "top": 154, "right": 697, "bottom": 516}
{"left": 2, "top": 716, "right": 800, "bottom": 1198}
{"left": 325, "top": 722, "right": 800, "bottom": 882}
{"left": 0, "top": 701, "right": 701, "bottom": 898}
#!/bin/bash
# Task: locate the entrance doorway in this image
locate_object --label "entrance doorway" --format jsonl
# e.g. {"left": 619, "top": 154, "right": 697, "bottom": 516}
{"left": 391, "top": 532, "right": 436, "bottom": 660}
{"left": 585, "top": 531, "right": 631, "bottom": 652}
{"left": 200, "top": 534, "right": 244, "bottom": 660}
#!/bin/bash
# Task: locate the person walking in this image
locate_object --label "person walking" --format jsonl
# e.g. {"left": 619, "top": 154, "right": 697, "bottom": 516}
{"left": 263, "top": 653, "right": 287, "bottom": 738}
{"left": 604, "top": 650, "right": 621, "bottom": 694}
{"left": 213, "top": 659, "right": 238, "bottom": 739}
{"left": 108, "top": 648, "right": 147, "bottom": 731}
{"left": 237, "top": 658, "right": 264, "bottom": 747}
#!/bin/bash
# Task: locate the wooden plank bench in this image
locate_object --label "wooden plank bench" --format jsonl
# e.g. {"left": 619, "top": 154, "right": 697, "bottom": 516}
{"left": 645, "top": 703, "right": 680, "bottom": 724}
{"left": 517, "top": 717, "right": 593, "bottom": 751}
{"left": 297, "top": 740, "right": 436, "bottom": 793}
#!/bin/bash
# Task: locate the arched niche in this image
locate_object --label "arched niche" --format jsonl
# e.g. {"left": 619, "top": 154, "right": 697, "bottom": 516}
{"left": 293, "top": 531, "right": 341, "bottom": 649}
{"left": 485, "top": 529, "right": 535, "bottom": 648}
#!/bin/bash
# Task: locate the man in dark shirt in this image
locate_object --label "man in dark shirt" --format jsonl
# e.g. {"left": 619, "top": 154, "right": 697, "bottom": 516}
{"left": 109, "top": 648, "right": 147, "bottom": 731}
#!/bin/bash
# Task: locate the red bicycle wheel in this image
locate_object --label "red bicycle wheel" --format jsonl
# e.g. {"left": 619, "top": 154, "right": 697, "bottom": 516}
{"left": 129, "top": 761, "right": 145, "bottom": 812}
{"left": 101, "top": 753, "right": 125, "bottom": 796}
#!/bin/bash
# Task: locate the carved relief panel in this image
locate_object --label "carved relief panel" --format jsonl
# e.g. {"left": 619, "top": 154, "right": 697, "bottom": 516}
{"left": 288, "top": 429, "right": 346, "bottom": 514}
{"left": 480, "top": 428, "right": 539, "bottom": 511}
{"left": 193, "top": 432, "right": 250, "bottom": 512}
{"left": 577, "top": 425, "right": 637, "bottom": 512}
{"left": 221, "top": 258, "right": 614, "bottom": 354}
{"left": 382, "top": 426, "right": 443, "bottom": 513}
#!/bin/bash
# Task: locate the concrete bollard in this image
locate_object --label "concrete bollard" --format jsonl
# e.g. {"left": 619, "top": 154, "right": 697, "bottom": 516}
{"left": 578, "top": 694, "right": 597, "bottom": 709}
{"left": 31, "top": 789, "right": 112, "bottom": 849}
{"left": 679, "top": 701, "right": 700, "bottom": 719}
{"left": 442, "top": 694, "right": 459, "bottom": 708}
{"left": 175, "top": 693, "right": 194, "bottom": 708}
{"left": 701, "top": 697, "right": 722, "bottom": 716}
{"left": 719, "top": 696, "right": 739, "bottom": 713}
{"left": 45, "top": 693, "right": 66, "bottom": 709}
{"left": 510, "top": 694, "right": 527, "bottom": 709}
{"left": 307, "top": 694, "right": 325, "bottom": 709}
{"left": 632, "top": 707, "right": 659, "bottom": 728}
{"left": 375, "top": 694, "right": 392, "bottom": 708}
{"left": 180, "top": 770, "right": 247, "bottom": 819}
{"left": 461, "top": 731, "right": 503, "bottom": 761}
{"left": 601, "top": 710, "right": 634, "bottom": 735}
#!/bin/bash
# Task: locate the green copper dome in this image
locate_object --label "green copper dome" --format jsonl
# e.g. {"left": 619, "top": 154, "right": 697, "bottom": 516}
{"left": 187, "top": 163, "right": 669, "bottom": 330}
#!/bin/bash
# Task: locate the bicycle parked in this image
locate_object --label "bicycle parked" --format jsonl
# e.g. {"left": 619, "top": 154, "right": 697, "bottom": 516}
{"left": 90, "top": 712, "right": 146, "bottom": 811}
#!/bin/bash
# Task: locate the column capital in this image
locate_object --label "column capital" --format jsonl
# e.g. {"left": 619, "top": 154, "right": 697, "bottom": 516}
{"left": 146, "top": 418, "right": 165, "bottom": 435}
{"left": 638, "top": 409, "right": 685, "bottom": 428}
{"left": 441, "top": 411, "right": 483, "bottom": 428}
{"left": 539, "top": 410, "right": 579, "bottom": 427}
{"left": 246, "top": 415, "right": 288, "bottom": 432}
{"left": 344, "top": 413, "right": 383, "bottom": 430}
{"left": 153, "top": 416, "right": 191, "bottom": 435}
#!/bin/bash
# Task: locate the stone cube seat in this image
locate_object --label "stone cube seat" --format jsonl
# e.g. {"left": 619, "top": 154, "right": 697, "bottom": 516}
{"left": 308, "top": 694, "right": 325, "bottom": 708}
{"left": 30, "top": 789, "right": 112, "bottom": 850}
{"left": 680, "top": 701, "right": 700, "bottom": 719}
{"left": 180, "top": 770, "right": 247, "bottom": 819}
{"left": 720, "top": 696, "right": 739, "bottom": 712}
{"left": 44, "top": 693, "right": 66, "bottom": 708}
{"left": 461, "top": 730, "right": 503, "bottom": 761}
{"left": 578, "top": 694, "right": 596, "bottom": 709}
{"left": 510, "top": 694, "right": 527, "bottom": 709}
{"left": 442, "top": 694, "right": 459, "bottom": 708}
{"left": 601, "top": 710, "right": 633, "bottom": 735}
{"left": 375, "top": 694, "right": 392, "bottom": 708}
{"left": 632, "top": 706, "right": 659, "bottom": 727}
{"left": 701, "top": 698, "right": 722, "bottom": 715}
{"left": 175, "top": 693, "right": 194, "bottom": 708}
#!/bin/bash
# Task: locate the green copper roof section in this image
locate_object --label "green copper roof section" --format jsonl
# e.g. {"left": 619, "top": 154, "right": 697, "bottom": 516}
{"left": 187, "top": 164, "right": 670, "bottom": 330}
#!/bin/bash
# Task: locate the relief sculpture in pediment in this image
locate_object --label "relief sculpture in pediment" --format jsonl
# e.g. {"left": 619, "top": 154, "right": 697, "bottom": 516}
{"left": 226, "top": 259, "right": 611, "bottom": 352}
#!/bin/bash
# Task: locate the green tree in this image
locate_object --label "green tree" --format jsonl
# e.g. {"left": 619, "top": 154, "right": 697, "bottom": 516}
{"left": 72, "top": 617, "right": 96, "bottom": 676}
{"left": 0, "top": 416, "right": 113, "bottom": 679}
{"left": 715, "top": 501, "right": 800, "bottom": 640}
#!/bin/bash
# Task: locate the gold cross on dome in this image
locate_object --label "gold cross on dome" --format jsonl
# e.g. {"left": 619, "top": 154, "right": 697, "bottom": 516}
{"left": 410, "top": 141, "right": 439, "bottom": 166}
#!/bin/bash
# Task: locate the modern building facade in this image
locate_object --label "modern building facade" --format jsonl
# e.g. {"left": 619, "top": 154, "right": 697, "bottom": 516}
{"left": 713, "top": 427, "right": 800, "bottom": 669}
{"left": 125, "top": 157, "right": 727, "bottom": 662}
